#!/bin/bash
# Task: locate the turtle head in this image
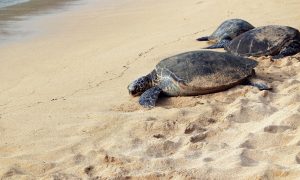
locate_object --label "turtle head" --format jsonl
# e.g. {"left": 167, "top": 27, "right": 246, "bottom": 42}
{"left": 128, "top": 74, "right": 153, "bottom": 96}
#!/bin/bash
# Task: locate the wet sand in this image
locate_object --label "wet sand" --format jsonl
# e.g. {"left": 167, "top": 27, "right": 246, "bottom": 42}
{"left": 0, "top": 0, "right": 80, "bottom": 21}
{"left": 0, "top": 0, "right": 300, "bottom": 179}
{"left": 0, "top": 0, "right": 83, "bottom": 43}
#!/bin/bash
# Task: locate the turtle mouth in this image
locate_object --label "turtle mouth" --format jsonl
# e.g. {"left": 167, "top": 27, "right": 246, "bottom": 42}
{"left": 128, "top": 90, "right": 135, "bottom": 96}
{"left": 128, "top": 85, "right": 139, "bottom": 96}
{"left": 129, "top": 90, "right": 140, "bottom": 97}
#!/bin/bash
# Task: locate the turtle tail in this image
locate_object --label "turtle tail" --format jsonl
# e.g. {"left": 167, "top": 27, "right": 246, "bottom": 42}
{"left": 196, "top": 36, "right": 209, "bottom": 41}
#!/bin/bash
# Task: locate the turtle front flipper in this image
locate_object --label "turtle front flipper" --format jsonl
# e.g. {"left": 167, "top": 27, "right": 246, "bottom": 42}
{"left": 245, "top": 78, "right": 272, "bottom": 90}
{"left": 196, "top": 36, "right": 209, "bottom": 41}
{"left": 139, "top": 86, "right": 162, "bottom": 108}
{"left": 272, "top": 40, "right": 300, "bottom": 60}
{"left": 203, "top": 39, "right": 231, "bottom": 49}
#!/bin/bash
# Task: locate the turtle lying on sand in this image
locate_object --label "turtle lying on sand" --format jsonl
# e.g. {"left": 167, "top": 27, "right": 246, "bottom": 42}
{"left": 128, "top": 51, "right": 271, "bottom": 108}
{"left": 225, "top": 25, "right": 300, "bottom": 59}
{"left": 197, "top": 19, "right": 254, "bottom": 49}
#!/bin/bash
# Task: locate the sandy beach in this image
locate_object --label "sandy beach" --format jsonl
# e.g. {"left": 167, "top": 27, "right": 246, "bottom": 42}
{"left": 0, "top": 0, "right": 300, "bottom": 179}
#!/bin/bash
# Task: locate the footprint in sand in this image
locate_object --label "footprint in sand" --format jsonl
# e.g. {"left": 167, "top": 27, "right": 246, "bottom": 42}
{"left": 240, "top": 139, "right": 256, "bottom": 149}
{"left": 295, "top": 152, "right": 300, "bottom": 164}
{"left": 0, "top": 125, "right": 5, "bottom": 136}
{"left": 52, "top": 173, "right": 81, "bottom": 180}
{"left": 184, "top": 150, "right": 202, "bottom": 159}
{"left": 225, "top": 100, "right": 276, "bottom": 123}
{"left": 84, "top": 165, "right": 94, "bottom": 177}
{"left": 264, "top": 125, "right": 291, "bottom": 133}
{"left": 184, "top": 117, "right": 216, "bottom": 134}
{"left": 190, "top": 133, "right": 207, "bottom": 143}
{"left": 240, "top": 132, "right": 292, "bottom": 150}
{"left": 146, "top": 140, "right": 180, "bottom": 158}
{"left": 153, "top": 134, "right": 165, "bottom": 139}
{"left": 73, "top": 153, "right": 86, "bottom": 164}
{"left": 203, "top": 157, "right": 214, "bottom": 162}
{"left": 184, "top": 123, "right": 207, "bottom": 134}
{"left": 240, "top": 149, "right": 258, "bottom": 167}
{"left": 280, "top": 114, "right": 300, "bottom": 129}
{"left": 1, "top": 168, "right": 24, "bottom": 179}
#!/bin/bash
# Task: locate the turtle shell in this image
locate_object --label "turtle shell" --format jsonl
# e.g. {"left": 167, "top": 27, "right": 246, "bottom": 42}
{"left": 225, "top": 25, "right": 300, "bottom": 56}
{"left": 155, "top": 51, "right": 257, "bottom": 96}
{"left": 209, "top": 19, "right": 254, "bottom": 42}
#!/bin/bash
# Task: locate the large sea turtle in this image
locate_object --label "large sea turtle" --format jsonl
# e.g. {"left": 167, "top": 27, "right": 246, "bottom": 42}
{"left": 128, "top": 51, "right": 271, "bottom": 108}
{"left": 197, "top": 19, "right": 254, "bottom": 49}
{"left": 225, "top": 25, "right": 300, "bottom": 59}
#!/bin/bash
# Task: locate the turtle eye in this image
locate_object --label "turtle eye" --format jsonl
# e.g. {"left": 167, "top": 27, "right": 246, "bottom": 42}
{"left": 224, "top": 36, "right": 232, "bottom": 40}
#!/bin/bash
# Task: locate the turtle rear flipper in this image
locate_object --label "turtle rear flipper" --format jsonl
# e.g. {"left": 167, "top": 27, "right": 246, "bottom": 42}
{"left": 272, "top": 40, "right": 300, "bottom": 60}
{"left": 244, "top": 78, "right": 272, "bottom": 90}
{"left": 203, "top": 39, "right": 231, "bottom": 49}
{"left": 196, "top": 36, "right": 209, "bottom": 41}
{"left": 139, "top": 86, "right": 162, "bottom": 108}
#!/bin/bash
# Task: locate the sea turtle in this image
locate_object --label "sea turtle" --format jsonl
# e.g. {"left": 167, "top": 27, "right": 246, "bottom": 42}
{"left": 128, "top": 51, "right": 271, "bottom": 108}
{"left": 197, "top": 19, "right": 254, "bottom": 49}
{"left": 225, "top": 25, "right": 300, "bottom": 59}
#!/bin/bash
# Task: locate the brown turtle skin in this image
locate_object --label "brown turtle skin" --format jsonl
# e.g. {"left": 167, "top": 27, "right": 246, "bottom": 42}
{"left": 152, "top": 50, "right": 257, "bottom": 96}
{"left": 225, "top": 25, "right": 300, "bottom": 57}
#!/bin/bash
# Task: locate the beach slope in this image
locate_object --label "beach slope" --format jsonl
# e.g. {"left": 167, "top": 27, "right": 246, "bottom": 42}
{"left": 0, "top": 0, "right": 300, "bottom": 179}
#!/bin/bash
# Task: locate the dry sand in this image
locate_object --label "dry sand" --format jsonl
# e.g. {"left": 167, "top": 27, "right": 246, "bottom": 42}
{"left": 0, "top": 0, "right": 300, "bottom": 179}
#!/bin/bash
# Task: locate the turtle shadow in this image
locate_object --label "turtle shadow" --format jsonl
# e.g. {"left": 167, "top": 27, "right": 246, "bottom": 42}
{"left": 155, "top": 94, "right": 170, "bottom": 106}
{"left": 155, "top": 94, "right": 202, "bottom": 109}
{"left": 111, "top": 95, "right": 179, "bottom": 112}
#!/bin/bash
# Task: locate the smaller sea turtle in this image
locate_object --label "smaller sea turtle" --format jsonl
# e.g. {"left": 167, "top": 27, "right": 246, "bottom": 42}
{"left": 128, "top": 51, "right": 271, "bottom": 108}
{"left": 225, "top": 25, "right": 300, "bottom": 59}
{"left": 197, "top": 19, "right": 254, "bottom": 49}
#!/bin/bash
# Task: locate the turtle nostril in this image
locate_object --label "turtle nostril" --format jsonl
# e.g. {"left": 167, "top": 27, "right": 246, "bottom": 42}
{"left": 128, "top": 87, "right": 137, "bottom": 96}
{"left": 128, "top": 84, "right": 134, "bottom": 92}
